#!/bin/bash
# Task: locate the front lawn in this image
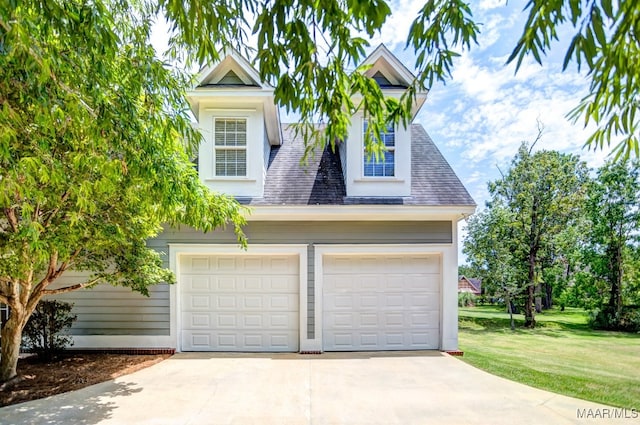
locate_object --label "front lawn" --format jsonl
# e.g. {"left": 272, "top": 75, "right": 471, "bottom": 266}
{"left": 458, "top": 306, "right": 640, "bottom": 409}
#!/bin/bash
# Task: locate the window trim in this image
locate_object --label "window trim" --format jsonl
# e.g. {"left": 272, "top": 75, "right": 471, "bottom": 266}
{"left": 213, "top": 117, "right": 248, "bottom": 178}
{"left": 362, "top": 120, "right": 396, "bottom": 178}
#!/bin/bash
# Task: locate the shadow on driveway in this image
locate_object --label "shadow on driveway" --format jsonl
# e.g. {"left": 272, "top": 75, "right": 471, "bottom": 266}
{"left": 1, "top": 380, "right": 141, "bottom": 425}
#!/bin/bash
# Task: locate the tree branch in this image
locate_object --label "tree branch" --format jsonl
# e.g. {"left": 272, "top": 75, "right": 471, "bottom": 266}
{"left": 528, "top": 119, "right": 545, "bottom": 153}
{"left": 3, "top": 208, "right": 18, "bottom": 232}
{"left": 41, "top": 277, "right": 101, "bottom": 295}
{"left": 31, "top": 248, "right": 80, "bottom": 296}
{"left": 56, "top": 248, "right": 82, "bottom": 277}
{"left": 42, "top": 190, "right": 71, "bottom": 228}
{"left": 46, "top": 250, "right": 58, "bottom": 282}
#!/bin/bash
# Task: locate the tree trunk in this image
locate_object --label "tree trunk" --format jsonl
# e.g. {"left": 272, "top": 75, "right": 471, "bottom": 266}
{"left": 524, "top": 284, "right": 536, "bottom": 327}
{"left": 525, "top": 254, "right": 536, "bottom": 328}
{"left": 544, "top": 283, "right": 553, "bottom": 310}
{"left": 607, "top": 243, "right": 623, "bottom": 321}
{"left": 506, "top": 293, "right": 515, "bottom": 331}
{"left": 534, "top": 283, "right": 542, "bottom": 313}
{"left": 0, "top": 313, "right": 25, "bottom": 382}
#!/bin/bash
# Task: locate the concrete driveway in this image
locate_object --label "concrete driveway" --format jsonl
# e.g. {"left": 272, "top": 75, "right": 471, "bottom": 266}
{"left": 0, "top": 352, "right": 630, "bottom": 425}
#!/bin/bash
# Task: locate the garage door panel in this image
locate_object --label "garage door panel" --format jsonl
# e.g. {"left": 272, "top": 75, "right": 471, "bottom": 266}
{"left": 323, "top": 253, "right": 440, "bottom": 351}
{"left": 410, "top": 311, "right": 439, "bottom": 327}
{"left": 406, "top": 275, "right": 440, "bottom": 292}
{"left": 186, "top": 295, "right": 211, "bottom": 309}
{"left": 182, "top": 330, "right": 298, "bottom": 352}
{"left": 205, "top": 275, "right": 298, "bottom": 293}
{"left": 325, "top": 273, "right": 438, "bottom": 293}
{"left": 189, "top": 313, "right": 212, "bottom": 328}
{"left": 409, "top": 294, "right": 439, "bottom": 309}
{"left": 183, "top": 293, "right": 297, "bottom": 312}
{"left": 183, "top": 311, "right": 297, "bottom": 329}
{"left": 266, "top": 275, "right": 299, "bottom": 291}
{"left": 182, "top": 257, "right": 211, "bottom": 272}
{"left": 325, "top": 329, "right": 438, "bottom": 351}
{"left": 180, "top": 254, "right": 299, "bottom": 352}
{"left": 360, "top": 275, "right": 380, "bottom": 291}
{"left": 184, "top": 275, "right": 211, "bottom": 291}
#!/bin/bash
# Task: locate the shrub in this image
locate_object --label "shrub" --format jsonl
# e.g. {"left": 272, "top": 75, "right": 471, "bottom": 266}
{"left": 589, "top": 306, "right": 640, "bottom": 333}
{"left": 458, "top": 292, "right": 477, "bottom": 307}
{"left": 618, "top": 307, "right": 640, "bottom": 333}
{"left": 23, "top": 300, "right": 77, "bottom": 361}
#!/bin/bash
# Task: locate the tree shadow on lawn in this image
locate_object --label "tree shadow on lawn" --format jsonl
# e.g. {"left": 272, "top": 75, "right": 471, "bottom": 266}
{"left": 0, "top": 380, "right": 142, "bottom": 425}
{"left": 460, "top": 316, "right": 640, "bottom": 339}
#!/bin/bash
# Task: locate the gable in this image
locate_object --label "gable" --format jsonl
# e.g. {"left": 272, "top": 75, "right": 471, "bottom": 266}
{"left": 187, "top": 50, "right": 282, "bottom": 146}
{"left": 371, "top": 71, "right": 408, "bottom": 89}
{"left": 358, "top": 44, "right": 428, "bottom": 119}
{"left": 217, "top": 70, "right": 249, "bottom": 86}
{"left": 360, "top": 45, "right": 416, "bottom": 88}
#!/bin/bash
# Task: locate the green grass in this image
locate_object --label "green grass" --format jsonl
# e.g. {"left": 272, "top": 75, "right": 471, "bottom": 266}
{"left": 458, "top": 305, "right": 640, "bottom": 409}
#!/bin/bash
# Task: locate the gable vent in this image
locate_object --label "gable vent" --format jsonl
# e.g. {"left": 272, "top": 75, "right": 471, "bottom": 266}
{"left": 218, "top": 70, "right": 245, "bottom": 85}
{"left": 372, "top": 71, "right": 392, "bottom": 87}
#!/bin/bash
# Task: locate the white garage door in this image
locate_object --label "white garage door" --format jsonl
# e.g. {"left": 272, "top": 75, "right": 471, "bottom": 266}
{"left": 180, "top": 254, "right": 299, "bottom": 351}
{"left": 323, "top": 254, "right": 440, "bottom": 351}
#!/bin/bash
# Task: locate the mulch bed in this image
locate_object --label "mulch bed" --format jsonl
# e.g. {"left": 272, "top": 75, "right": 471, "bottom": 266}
{"left": 0, "top": 353, "right": 171, "bottom": 407}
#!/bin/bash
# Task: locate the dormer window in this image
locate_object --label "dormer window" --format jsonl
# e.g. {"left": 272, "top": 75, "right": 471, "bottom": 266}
{"left": 363, "top": 121, "right": 395, "bottom": 177}
{"left": 214, "top": 118, "right": 247, "bottom": 177}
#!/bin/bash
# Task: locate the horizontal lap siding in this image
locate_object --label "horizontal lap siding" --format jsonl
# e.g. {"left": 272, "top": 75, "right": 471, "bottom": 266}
{"left": 152, "top": 221, "right": 452, "bottom": 245}
{"left": 49, "top": 221, "right": 451, "bottom": 339}
{"left": 48, "top": 272, "right": 170, "bottom": 336}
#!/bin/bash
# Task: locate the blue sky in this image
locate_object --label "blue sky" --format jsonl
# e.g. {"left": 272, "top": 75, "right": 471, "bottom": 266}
{"left": 370, "top": 0, "right": 612, "bottom": 206}
{"left": 152, "top": 0, "right": 614, "bottom": 261}
{"left": 355, "top": 0, "right": 613, "bottom": 261}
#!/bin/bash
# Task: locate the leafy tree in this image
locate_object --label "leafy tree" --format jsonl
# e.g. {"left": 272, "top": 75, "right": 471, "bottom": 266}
{"left": 466, "top": 142, "right": 589, "bottom": 327}
{"left": 457, "top": 264, "right": 476, "bottom": 278}
{"left": 508, "top": 0, "right": 640, "bottom": 158}
{"left": 0, "top": 1, "right": 246, "bottom": 382}
{"left": 464, "top": 206, "right": 523, "bottom": 329}
{"left": 582, "top": 160, "right": 640, "bottom": 328}
{"left": 623, "top": 247, "right": 640, "bottom": 307}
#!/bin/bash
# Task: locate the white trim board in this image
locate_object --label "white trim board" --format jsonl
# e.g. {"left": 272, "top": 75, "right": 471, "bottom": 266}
{"left": 245, "top": 206, "right": 475, "bottom": 222}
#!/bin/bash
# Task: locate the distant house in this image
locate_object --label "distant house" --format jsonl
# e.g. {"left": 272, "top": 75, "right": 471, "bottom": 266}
{"left": 458, "top": 276, "right": 481, "bottom": 296}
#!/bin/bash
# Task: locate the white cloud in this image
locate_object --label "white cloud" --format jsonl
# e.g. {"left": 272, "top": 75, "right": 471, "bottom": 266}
{"left": 370, "top": 0, "right": 425, "bottom": 49}
{"left": 477, "top": 0, "right": 509, "bottom": 11}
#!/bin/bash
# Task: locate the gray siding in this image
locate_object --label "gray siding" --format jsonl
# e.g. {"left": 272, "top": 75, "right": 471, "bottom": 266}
{"left": 52, "top": 221, "right": 451, "bottom": 339}
{"left": 49, "top": 272, "right": 170, "bottom": 336}
{"left": 153, "top": 221, "right": 452, "bottom": 247}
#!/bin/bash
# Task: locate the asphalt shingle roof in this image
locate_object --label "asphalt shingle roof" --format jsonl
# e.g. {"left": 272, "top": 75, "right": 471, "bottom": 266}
{"left": 242, "top": 124, "right": 475, "bottom": 207}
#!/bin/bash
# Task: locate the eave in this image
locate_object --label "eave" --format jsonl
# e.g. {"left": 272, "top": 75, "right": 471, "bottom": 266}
{"left": 243, "top": 205, "right": 476, "bottom": 222}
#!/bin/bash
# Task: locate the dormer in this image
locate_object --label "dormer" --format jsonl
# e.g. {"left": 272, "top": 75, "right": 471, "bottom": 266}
{"left": 187, "top": 51, "right": 282, "bottom": 198}
{"left": 342, "top": 45, "right": 428, "bottom": 198}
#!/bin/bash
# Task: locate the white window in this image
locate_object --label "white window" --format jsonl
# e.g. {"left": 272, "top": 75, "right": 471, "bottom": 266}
{"left": 214, "top": 118, "right": 247, "bottom": 177}
{"left": 363, "top": 121, "right": 395, "bottom": 177}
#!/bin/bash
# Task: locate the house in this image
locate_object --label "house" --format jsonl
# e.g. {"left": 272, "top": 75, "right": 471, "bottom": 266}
{"left": 52, "top": 45, "right": 476, "bottom": 353}
{"left": 458, "top": 276, "right": 482, "bottom": 296}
